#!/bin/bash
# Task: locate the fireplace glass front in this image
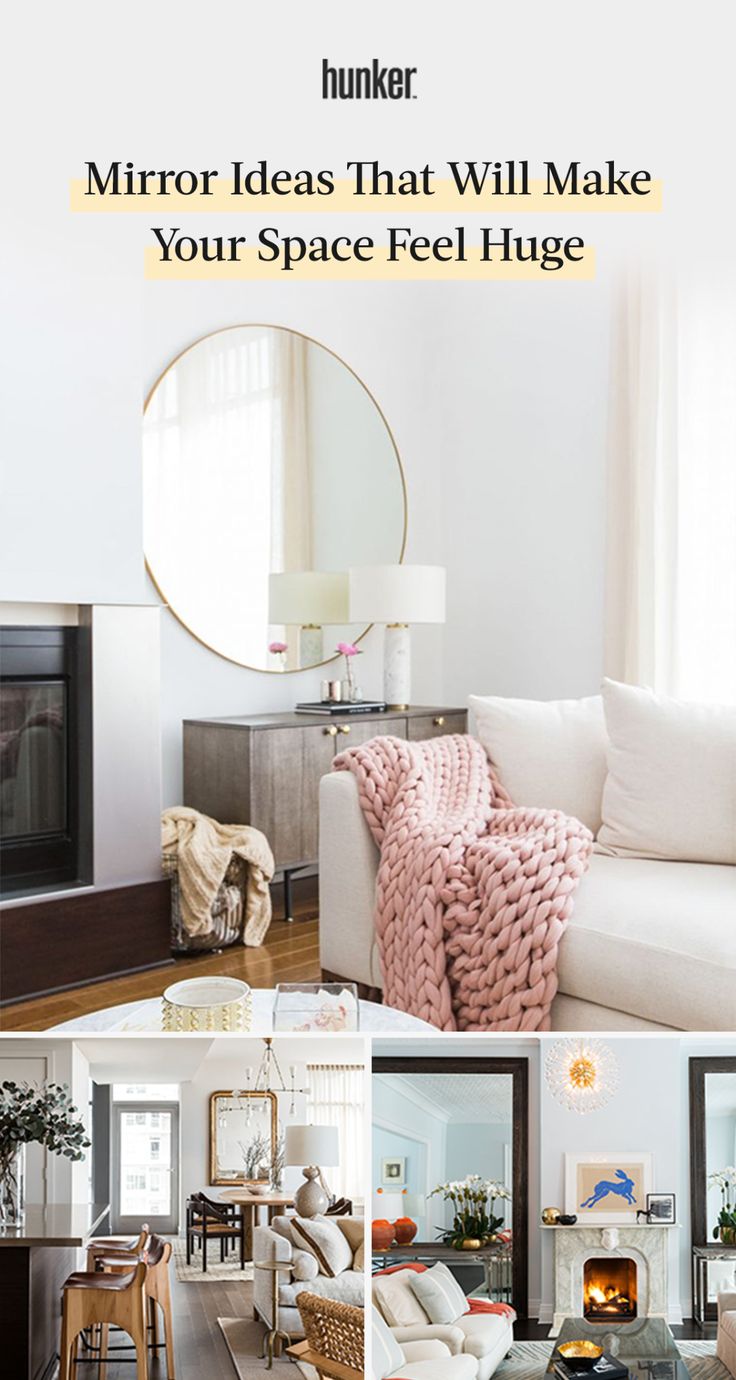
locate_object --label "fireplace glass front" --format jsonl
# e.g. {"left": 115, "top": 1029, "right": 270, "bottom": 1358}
{"left": 583, "top": 1257, "right": 638, "bottom": 1321}
{"left": 0, "top": 626, "right": 92, "bottom": 896}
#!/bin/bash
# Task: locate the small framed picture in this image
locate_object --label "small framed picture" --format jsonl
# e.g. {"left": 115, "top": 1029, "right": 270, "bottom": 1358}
{"left": 647, "top": 1192, "right": 676, "bottom": 1224}
{"left": 381, "top": 1156, "right": 406, "bottom": 1186}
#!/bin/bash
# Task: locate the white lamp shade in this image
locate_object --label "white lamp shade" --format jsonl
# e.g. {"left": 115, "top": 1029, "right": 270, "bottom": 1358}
{"left": 373, "top": 1191, "right": 405, "bottom": 1219}
{"left": 284, "top": 1123, "right": 339, "bottom": 1167}
{"left": 269, "top": 571, "right": 349, "bottom": 625}
{"left": 348, "top": 565, "right": 446, "bottom": 625}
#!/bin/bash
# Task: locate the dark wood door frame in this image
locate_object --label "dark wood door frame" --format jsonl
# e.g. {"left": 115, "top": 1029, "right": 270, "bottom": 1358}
{"left": 373, "top": 1054, "right": 529, "bottom": 1318}
{"left": 689, "top": 1056, "right": 736, "bottom": 1322}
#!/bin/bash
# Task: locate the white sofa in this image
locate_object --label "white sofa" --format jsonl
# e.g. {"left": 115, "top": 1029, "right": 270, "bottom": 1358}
{"left": 372, "top": 1269, "right": 513, "bottom": 1380}
{"left": 718, "top": 1291, "right": 736, "bottom": 1376}
{"left": 319, "top": 770, "right": 736, "bottom": 1031}
{"left": 253, "top": 1215, "right": 363, "bottom": 1337}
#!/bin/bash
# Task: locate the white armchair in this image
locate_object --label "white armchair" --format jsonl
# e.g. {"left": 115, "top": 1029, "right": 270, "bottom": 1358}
{"left": 718, "top": 1291, "right": 736, "bottom": 1375}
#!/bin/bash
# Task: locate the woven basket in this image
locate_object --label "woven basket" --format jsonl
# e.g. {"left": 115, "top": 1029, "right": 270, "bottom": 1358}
{"left": 164, "top": 851, "right": 247, "bottom": 953}
{"left": 296, "top": 1293, "right": 364, "bottom": 1374}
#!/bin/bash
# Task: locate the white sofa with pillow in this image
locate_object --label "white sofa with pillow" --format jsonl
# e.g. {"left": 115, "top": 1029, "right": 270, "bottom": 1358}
{"left": 253, "top": 1215, "right": 364, "bottom": 1338}
{"left": 373, "top": 1263, "right": 513, "bottom": 1380}
{"left": 319, "top": 680, "right": 736, "bottom": 1031}
{"left": 373, "top": 1306, "right": 480, "bottom": 1380}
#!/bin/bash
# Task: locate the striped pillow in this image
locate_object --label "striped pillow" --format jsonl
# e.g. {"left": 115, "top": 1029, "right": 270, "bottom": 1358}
{"left": 408, "top": 1261, "right": 468, "bottom": 1324}
{"left": 290, "top": 1216, "right": 353, "bottom": 1278}
{"left": 371, "top": 1307, "right": 404, "bottom": 1380}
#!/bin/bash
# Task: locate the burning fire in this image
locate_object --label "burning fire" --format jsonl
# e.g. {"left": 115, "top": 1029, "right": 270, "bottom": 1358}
{"left": 584, "top": 1264, "right": 636, "bottom": 1317}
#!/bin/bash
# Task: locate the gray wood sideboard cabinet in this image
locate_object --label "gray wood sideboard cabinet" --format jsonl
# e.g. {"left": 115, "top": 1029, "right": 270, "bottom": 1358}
{"left": 182, "top": 706, "right": 468, "bottom": 921}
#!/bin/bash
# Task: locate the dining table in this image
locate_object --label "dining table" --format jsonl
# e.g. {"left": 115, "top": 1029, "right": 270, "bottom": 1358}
{"left": 218, "top": 1187, "right": 295, "bottom": 1240}
{"left": 0, "top": 1201, "right": 109, "bottom": 1380}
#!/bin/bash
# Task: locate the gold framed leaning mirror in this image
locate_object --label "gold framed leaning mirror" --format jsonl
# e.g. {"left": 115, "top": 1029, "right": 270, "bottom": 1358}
{"left": 143, "top": 324, "right": 407, "bottom": 672}
{"left": 209, "top": 1090, "right": 279, "bottom": 1186}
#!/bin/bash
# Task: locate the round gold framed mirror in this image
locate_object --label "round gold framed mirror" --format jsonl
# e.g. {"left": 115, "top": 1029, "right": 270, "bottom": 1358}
{"left": 143, "top": 324, "right": 407, "bottom": 672}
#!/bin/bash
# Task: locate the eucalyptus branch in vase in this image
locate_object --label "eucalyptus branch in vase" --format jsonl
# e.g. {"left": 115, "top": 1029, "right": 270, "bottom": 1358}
{"left": 0, "top": 1081, "right": 90, "bottom": 1225}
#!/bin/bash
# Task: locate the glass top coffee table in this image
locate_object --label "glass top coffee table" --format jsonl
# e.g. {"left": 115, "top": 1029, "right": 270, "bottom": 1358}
{"left": 549, "top": 1318, "right": 690, "bottom": 1380}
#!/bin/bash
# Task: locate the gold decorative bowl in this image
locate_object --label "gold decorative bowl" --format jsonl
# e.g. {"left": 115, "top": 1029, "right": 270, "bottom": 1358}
{"left": 162, "top": 977, "right": 252, "bottom": 1031}
{"left": 558, "top": 1341, "right": 603, "bottom": 1371}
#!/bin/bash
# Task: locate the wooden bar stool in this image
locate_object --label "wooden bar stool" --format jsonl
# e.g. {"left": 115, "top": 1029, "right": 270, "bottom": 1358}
{"left": 86, "top": 1224, "right": 149, "bottom": 1273}
{"left": 59, "top": 1259, "right": 148, "bottom": 1380}
{"left": 95, "top": 1233, "right": 175, "bottom": 1378}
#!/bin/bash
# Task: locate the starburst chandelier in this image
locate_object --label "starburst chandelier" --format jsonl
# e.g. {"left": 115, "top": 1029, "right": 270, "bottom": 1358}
{"left": 544, "top": 1038, "right": 619, "bottom": 1114}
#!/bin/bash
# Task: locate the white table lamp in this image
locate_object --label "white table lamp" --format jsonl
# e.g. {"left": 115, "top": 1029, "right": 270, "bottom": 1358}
{"left": 269, "top": 571, "right": 349, "bottom": 667}
{"left": 285, "top": 1123, "right": 340, "bottom": 1217}
{"left": 348, "top": 564, "right": 446, "bottom": 708}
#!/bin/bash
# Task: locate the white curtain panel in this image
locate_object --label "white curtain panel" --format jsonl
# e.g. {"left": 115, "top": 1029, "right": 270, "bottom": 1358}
{"left": 306, "top": 1064, "right": 364, "bottom": 1207}
{"left": 605, "top": 267, "right": 736, "bottom": 704}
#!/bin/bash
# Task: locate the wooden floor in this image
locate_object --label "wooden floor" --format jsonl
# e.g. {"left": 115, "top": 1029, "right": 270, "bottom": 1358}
{"left": 1, "top": 878, "right": 321, "bottom": 1032}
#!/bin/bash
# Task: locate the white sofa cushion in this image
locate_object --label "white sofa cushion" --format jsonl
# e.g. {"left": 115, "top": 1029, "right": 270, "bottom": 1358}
{"left": 468, "top": 693, "right": 607, "bottom": 834}
{"left": 409, "top": 1262, "right": 468, "bottom": 1325}
{"left": 373, "top": 1306, "right": 406, "bottom": 1380}
{"left": 374, "top": 1269, "right": 431, "bottom": 1327}
{"left": 291, "top": 1215, "right": 353, "bottom": 1278}
{"left": 285, "top": 1271, "right": 364, "bottom": 1308}
{"left": 394, "top": 1355, "right": 478, "bottom": 1379}
{"left": 598, "top": 679, "right": 736, "bottom": 864}
{"left": 558, "top": 852, "right": 736, "bottom": 1029}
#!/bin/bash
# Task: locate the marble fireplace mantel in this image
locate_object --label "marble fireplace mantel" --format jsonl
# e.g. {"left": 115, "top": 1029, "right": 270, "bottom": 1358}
{"left": 543, "top": 1223, "right": 680, "bottom": 1335}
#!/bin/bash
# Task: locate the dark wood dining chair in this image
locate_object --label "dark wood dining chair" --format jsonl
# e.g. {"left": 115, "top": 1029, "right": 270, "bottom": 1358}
{"left": 186, "top": 1192, "right": 245, "bottom": 1272}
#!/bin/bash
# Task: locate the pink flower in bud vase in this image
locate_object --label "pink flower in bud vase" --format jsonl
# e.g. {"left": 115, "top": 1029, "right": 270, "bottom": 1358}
{"left": 336, "top": 641, "right": 362, "bottom": 701}
{"left": 269, "top": 641, "right": 288, "bottom": 667}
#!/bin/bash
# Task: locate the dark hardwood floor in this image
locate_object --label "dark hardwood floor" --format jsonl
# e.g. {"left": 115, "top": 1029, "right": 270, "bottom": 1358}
{"left": 513, "top": 1318, "right": 716, "bottom": 1341}
{"left": 1, "top": 877, "right": 320, "bottom": 1031}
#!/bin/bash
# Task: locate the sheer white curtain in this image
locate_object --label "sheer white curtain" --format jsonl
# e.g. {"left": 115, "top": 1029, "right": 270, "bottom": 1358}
{"left": 605, "top": 266, "right": 736, "bottom": 703}
{"left": 307, "top": 1065, "right": 364, "bottom": 1207}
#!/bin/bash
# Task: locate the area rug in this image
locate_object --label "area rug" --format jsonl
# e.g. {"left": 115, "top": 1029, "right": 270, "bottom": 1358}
{"left": 496, "top": 1340, "right": 725, "bottom": 1380}
{"left": 218, "top": 1317, "right": 317, "bottom": 1378}
{"left": 171, "top": 1236, "right": 254, "bottom": 1283}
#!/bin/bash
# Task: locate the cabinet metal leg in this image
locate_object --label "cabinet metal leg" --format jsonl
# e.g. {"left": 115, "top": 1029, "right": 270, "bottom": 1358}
{"left": 283, "top": 868, "right": 294, "bottom": 924}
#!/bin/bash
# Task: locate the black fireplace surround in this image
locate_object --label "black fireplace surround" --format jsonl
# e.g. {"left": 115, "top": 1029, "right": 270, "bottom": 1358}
{"left": 0, "top": 625, "right": 93, "bottom": 897}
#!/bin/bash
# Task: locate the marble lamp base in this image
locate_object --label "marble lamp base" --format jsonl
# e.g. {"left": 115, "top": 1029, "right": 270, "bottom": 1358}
{"left": 384, "top": 623, "right": 411, "bottom": 708}
{"left": 299, "top": 624, "right": 323, "bottom": 666}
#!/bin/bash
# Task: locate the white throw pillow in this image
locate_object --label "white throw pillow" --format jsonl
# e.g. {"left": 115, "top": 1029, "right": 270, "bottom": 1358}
{"left": 290, "top": 1215, "right": 353, "bottom": 1278}
{"left": 291, "top": 1247, "right": 319, "bottom": 1282}
{"left": 597, "top": 679, "right": 736, "bottom": 864}
{"left": 469, "top": 693, "right": 607, "bottom": 834}
{"left": 409, "top": 1261, "right": 468, "bottom": 1325}
{"left": 373, "top": 1269, "right": 431, "bottom": 1327}
{"left": 372, "top": 1306, "right": 405, "bottom": 1380}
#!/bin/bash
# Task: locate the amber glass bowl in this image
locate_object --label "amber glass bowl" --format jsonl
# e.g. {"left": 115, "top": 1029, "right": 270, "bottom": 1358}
{"left": 558, "top": 1341, "right": 603, "bottom": 1371}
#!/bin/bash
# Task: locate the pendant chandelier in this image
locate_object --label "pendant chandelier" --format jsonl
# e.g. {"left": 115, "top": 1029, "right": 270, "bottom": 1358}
{"left": 232, "top": 1037, "right": 310, "bottom": 1118}
{"left": 544, "top": 1038, "right": 619, "bottom": 1114}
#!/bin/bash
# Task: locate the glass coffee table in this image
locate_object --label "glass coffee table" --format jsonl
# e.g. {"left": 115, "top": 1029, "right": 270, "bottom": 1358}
{"left": 549, "top": 1318, "right": 690, "bottom": 1380}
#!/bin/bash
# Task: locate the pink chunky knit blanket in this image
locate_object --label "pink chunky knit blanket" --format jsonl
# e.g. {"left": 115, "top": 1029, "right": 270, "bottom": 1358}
{"left": 333, "top": 733, "right": 592, "bottom": 1031}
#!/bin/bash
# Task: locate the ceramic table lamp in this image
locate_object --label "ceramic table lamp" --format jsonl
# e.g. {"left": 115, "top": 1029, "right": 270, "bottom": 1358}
{"left": 268, "top": 571, "right": 349, "bottom": 667}
{"left": 285, "top": 1124, "right": 340, "bottom": 1217}
{"left": 348, "top": 564, "right": 446, "bottom": 708}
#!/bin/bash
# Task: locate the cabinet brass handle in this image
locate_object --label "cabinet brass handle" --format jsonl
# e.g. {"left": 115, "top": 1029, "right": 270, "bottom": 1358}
{"left": 434, "top": 716, "right": 445, "bottom": 727}
{"left": 324, "top": 725, "right": 338, "bottom": 737}
{"left": 338, "top": 724, "right": 351, "bottom": 735}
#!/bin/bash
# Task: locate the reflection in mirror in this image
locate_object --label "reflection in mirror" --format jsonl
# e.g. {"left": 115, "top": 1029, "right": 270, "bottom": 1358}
{"left": 372, "top": 1072, "right": 513, "bottom": 1242}
{"left": 144, "top": 325, "right": 406, "bottom": 671}
{"left": 706, "top": 1072, "right": 736, "bottom": 1242}
{"left": 209, "top": 1090, "right": 278, "bottom": 1185}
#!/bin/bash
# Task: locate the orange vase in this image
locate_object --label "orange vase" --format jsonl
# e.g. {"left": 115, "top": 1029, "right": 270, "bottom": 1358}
{"left": 372, "top": 1219, "right": 395, "bottom": 1250}
{"left": 393, "top": 1217, "right": 418, "bottom": 1245}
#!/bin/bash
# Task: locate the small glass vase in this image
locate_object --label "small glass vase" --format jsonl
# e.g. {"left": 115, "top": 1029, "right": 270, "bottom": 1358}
{"left": 0, "top": 1145, "right": 26, "bottom": 1226}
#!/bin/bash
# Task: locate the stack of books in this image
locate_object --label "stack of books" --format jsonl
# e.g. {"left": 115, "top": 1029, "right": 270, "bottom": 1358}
{"left": 295, "top": 700, "right": 387, "bottom": 715}
{"left": 553, "top": 1355, "right": 630, "bottom": 1380}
